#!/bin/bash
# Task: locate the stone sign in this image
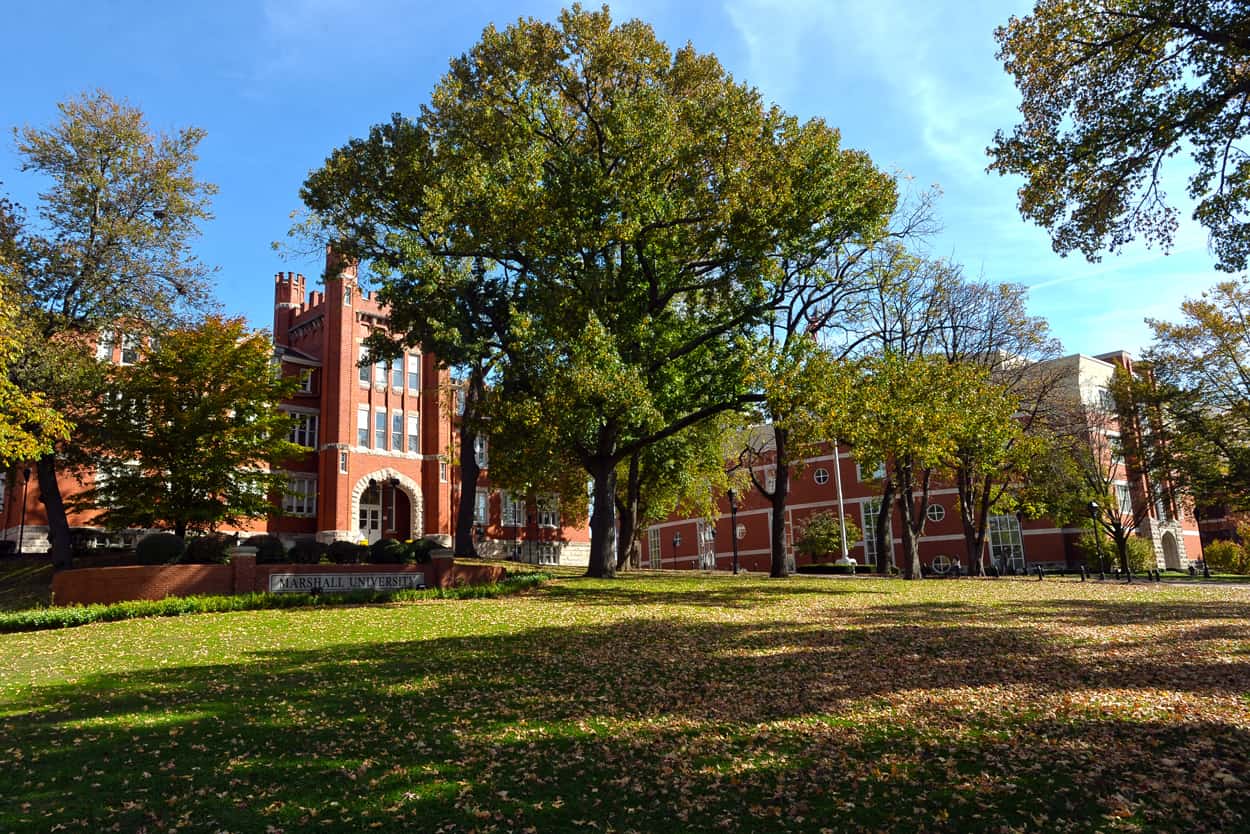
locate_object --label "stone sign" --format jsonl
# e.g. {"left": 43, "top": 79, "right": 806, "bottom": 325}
{"left": 267, "top": 572, "right": 426, "bottom": 593}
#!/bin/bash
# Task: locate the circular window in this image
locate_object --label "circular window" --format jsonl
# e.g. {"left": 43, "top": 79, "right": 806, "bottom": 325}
{"left": 672, "top": 531, "right": 682, "bottom": 547}
{"left": 814, "top": 468, "right": 830, "bottom": 485}
{"left": 735, "top": 523, "right": 746, "bottom": 540}
{"left": 926, "top": 503, "right": 946, "bottom": 522}
{"left": 931, "top": 553, "right": 953, "bottom": 575}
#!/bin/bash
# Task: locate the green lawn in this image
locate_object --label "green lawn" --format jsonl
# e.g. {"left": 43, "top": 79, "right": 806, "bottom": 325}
{"left": 1, "top": 574, "right": 1248, "bottom": 833}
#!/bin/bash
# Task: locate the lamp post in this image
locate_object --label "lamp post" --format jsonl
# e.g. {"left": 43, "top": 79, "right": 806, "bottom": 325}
{"left": 1088, "top": 501, "right": 1108, "bottom": 579}
{"left": 727, "top": 488, "right": 741, "bottom": 575}
{"left": 17, "top": 467, "right": 31, "bottom": 557}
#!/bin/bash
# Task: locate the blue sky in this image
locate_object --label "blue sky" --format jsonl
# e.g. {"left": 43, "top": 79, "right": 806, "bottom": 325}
{"left": 0, "top": 0, "right": 1225, "bottom": 355}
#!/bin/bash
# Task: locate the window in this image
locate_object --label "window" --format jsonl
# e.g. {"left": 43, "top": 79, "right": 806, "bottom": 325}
{"left": 373, "top": 356, "right": 387, "bottom": 386}
{"left": 814, "top": 468, "right": 829, "bottom": 485}
{"left": 282, "top": 476, "right": 317, "bottom": 516}
{"left": 406, "top": 414, "right": 419, "bottom": 453}
{"left": 391, "top": 411, "right": 403, "bottom": 450}
{"left": 391, "top": 361, "right": 403, "bottom": 389}
{"left": 96, "top": 329, "right": 116, "bottom": 361}
{"left": 926, "top": 503, "right": 945, "bottom": 523}
{"left": 357, "top": 406, "right": 369, "bottom": 446}
{"left": 536, "top": 496, "right": 559, "bottom": 528}
{"left": 861, "top": 500, "right": 882, "bottom": 564}
{"left": 537, "top": 543, "right": 558, "bottom": 565}
{"left": 299, "top": 369, "right": 314, "bottom": 393}
{"left": 343, "top": 287, "right": 352, "bottom": 305}
{"left": 359, "top": 344, "right": 370, "bottom": 385}
{"left": 765, "top": 470, "right": 776, "bottom": 493}
{"left": 120, "top": 334, "right": 140, "bottom": 366}
{"left": 407, "top": 355, "right": 420, "bottom": 391}
{"left": 1153, "top": 487, "right": 1171, "bottom": 522}
{"left": 502, "top": 492, "right": 524, "bottom": 527}
{"left": 673, "top": 530, "right": 683, "bottom": 549}
{"left": 1098, "top": 387, "right": 1116, "bottom": 413}
{"left": 858, "top": 461, "right": 886, "bottom": 481}
{"left": 736, "top": 523, "right": 746, "bottom": 540}
{"left": 374, "top": 410, "right": 387, "bottom": 449}
{"left": 989, "top": 514, "right": 1025, "bottom": 573}
{"left": 647, "top": 527, "right": 662, "bottom": 568}
{"left": 474, "top": 489, "right": 489, "bottom": 524}
{"left": 456, "top": 388, "right": 466, "bottom": 415}
{"left": 440, "top": 460, "right": 448, "bottom": 482}
{"left": 288, "top": 412, "right": 318, "bottom": 448}
{"left": 474, "top": 435, "right": 488, "bottom": 468}
{"left": 1116, "top": 483, "right": 1133, "bottom": 518}
{"left": 339, "top": 451, "right": 348, "bottom": 474}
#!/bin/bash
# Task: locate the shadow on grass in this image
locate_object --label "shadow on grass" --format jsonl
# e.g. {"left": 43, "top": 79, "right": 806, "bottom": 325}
{"left": 1, "top": 588, "right": 1249, "bottom": 832}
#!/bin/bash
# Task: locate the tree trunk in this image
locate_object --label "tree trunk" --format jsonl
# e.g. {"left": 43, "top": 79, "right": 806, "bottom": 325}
{"left": 955, "top": 465, "right": 991, "bottom": 576}
{"left": 36, "top": 454, "right": 73, "bottom": 571}
{"left": 454, "top": 368, "right": 485, "bottom": 557}
{"left": 769, "top": 427, "right": 790, "bottom": 578}
{"left": 587, "top": 456, "right": 618, "bottom": 578}
{"left": 874, "top": 477, "right": 895, "bottom": 574}
{"left": 970, "top": 474, "right": 994, "bottom": 577}
{"left": 616, "top": 452, "right": 641, "bottom": 571}
{"left": 895, "top": 461, "right": 926, "bottom": 580}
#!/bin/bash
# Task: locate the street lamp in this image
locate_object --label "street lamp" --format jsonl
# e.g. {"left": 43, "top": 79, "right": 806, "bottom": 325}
{"left": 1088, "top": 501, "right": 1108, "bottom": 579}
{"left": 727, "top": 488, "right": 741, "bottom": 575}
{"left": 17, "top": 468, "right": 31, "bottom": 557}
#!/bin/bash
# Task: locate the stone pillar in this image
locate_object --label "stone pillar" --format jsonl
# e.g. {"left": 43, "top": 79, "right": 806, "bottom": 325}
{"left": 230, "top": 548, "right": 258, "bottom": 594}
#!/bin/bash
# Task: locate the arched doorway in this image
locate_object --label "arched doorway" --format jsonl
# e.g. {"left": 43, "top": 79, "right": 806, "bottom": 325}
{"left": 351, "top": 470, "right": 423, "bottom": 544}
{"left": 1161, "top": 531, "right": 1181, "bottom": 570}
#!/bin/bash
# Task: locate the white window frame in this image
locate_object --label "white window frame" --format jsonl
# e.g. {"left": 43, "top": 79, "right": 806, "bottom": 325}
{"left": 814, "top": 468, "right": 829, "bottom": 485}
{"left": 501, "top": 492, "right": 524, "bottom": 527}
{"left": 474, "top": 435, "right": 489, "bottom": 468}
{"left": 1115, "top": 483, "right": 1134, "bottom": 518}
{"left": 287, "top": 411, "right": 318, "bottom": 448}
{"left": 120, "top": 334, "right": 140, "bottom": 366}
{"left": 298, "top": 368, "right": 314, "bottom": 393}
{"left": 358, "top": 344, "right": 370, "bottom": 386}
{"left": 407, "top": 355, "right": 420, "bottom": 392}
{"left": 282, "top": 476, "right": 317, "bottom": 517}
{"left": 989, "top": 514, "right": 1026, "bottom": 573}
{"left": 861, "top": 499, "right": 882, "bottom": 564}
{"left": 474, "top": 489, "right": 489, "bottom": 524}
{"left": 440, "top": 460, "right": 448, "bottom": 482}
{"left": 96, "top": 328, "right": 116, "bottom": 361}
{"left": 339, "top": 451, "right": 349, "bottom": 474}
{"left": 406, "top": 413, "right": 419, "bottom": 453}
{"left": 647, "top": 527, "right": 662, "bottom": 568}
{"left": 925, "top": 503, "right": 945, "bottom": 523}
{"left": 391, "top": 411, "right": 403, "bottom": 451}
{"left": 357, "top": 406, "right": 369, "bottom": 447}
{"left": 536, "top": 495, "right": 559, "bottom": 528}
{"left": 374, "top": 409, "right": 387, "bottom": 449}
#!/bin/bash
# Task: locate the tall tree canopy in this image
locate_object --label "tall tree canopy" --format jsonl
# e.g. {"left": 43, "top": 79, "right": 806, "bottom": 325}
{"left": 989, "top": 1, "right": 1250, "bottom": 271}
{"left": 79, "top": 316, "right": 301, "bottom": 538}
{"left": 302, "top": 5, "right": 896, "bottom": 577}
{"left": 4, "top": 90, "right": 215, "bottom": 566}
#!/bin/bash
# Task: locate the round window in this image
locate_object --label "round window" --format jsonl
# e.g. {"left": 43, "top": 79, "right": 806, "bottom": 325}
{"left": 814, "top": 468, "right": 830, "bottom": 485}
{"left": 926, "top": 503, "right": 946, "bottom": 522}
{"left": 735, "top": 523, "right": 746, "bottom": 540}
{"left": 931, "top": 553, "right": 953, "bottom": 574}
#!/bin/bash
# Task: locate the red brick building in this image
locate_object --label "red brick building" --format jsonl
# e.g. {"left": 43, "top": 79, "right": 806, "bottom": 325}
{"left": 644, "top": 351, "right": 1204, "bottom": 574}
{"left": 0, "top": 249, "right": 590, "bottom": 566}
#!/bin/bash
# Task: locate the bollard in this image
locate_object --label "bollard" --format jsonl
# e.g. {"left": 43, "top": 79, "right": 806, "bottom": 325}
{"left": 1080, "top": 565, "right": 1087, "bottom": 582}
{"left": 1036, "top": 566, "right": 1044, "bottom": 581}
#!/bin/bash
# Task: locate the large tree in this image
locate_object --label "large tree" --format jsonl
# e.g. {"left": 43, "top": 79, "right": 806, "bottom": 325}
{"left": 5, "top": 90, "right": 215, "bottom": 566}
{"left": 1141, "top": 279, "right": 1250, "bottom": 508}
{"left": 302, "top": 6, "right": 895, "bottom": 578}
{"left": 989, "top": 1, "right": 1250, "bottom": 271}
{"left": 78, "top": 316, "right": 301, "bottom": 538}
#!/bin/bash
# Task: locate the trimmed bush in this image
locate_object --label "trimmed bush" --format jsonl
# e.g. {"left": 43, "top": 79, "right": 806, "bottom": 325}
{"left": 289, "top": 538, "right": 328, "bottom": 565}
{"left": 182, "top": 534, "right": 231, "bottom": 565}
{"left": 245, "top": 534, "right": 289, "bottom": 564}
{"left": 135, "top": 533, "right": 185, "bottom": 565}
{"left": 1202, "top": 539, "right": 1250, "bottom": 574}
{"left": 4, "top": 571, "right": 554, "bottom": 633}
{"left": 328, "top": 540, "right": 366, "bottom": 564}
{"left": 407, "top": 537, "right": 440, "bottom": 564}
{"left": 370, "top": 538, "right": 408, "bottom": 564}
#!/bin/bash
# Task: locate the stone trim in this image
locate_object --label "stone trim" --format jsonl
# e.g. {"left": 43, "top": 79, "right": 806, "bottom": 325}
{"left": 351, "top": 469, "right": 424, "bottom": 540}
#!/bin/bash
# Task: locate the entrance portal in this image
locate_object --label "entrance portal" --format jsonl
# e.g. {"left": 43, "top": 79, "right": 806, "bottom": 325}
{"left": 1161, "top": 531, "right": 1181, "bottom": 570}
{"left": 359, "top": 483, "right": 383, "bottom": 544}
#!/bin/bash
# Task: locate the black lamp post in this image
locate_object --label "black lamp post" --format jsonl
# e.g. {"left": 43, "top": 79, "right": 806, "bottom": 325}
{"left": 17, "top": 467, "right": 31, "bottom": 557}
{"left": 1088, "top": 500, "right": 1108, "bottom": 579}
{"left": 727, "top": 488, "right": 740, "bottom": 575}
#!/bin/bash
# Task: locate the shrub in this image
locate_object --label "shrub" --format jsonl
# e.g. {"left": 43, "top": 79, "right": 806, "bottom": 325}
{"left": 370, "top": 538, "right": 408, "bottom": 564}
{"left": 407, "top": 537, "right": 440, "bottom": 564}
{"left": 289, "top": 538, "right": 328, "bottom": 565}
{"left": 135, "top": 533, "right": 184, "bottom": 565}
{"left": 182, "top": 534, "right": 232, "bottom": 565}
{"left": 1123, "top": 536, "right": 1155, "bottom": 573}
{"left": 794, "top": 511, "right": 861, "bottom": 560}
{"left": 244, "top": 534, "right": 289, "bottom": 564}
{"left": 1202, "top": 539, "right": 1250, "bottom": 574}
{"left": 328, "top": 540, "right": 366, "bottom": 564}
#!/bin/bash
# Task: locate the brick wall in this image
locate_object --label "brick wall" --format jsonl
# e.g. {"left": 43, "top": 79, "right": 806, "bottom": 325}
{"left": 49, "top": 551, "right": 511, "bottom": 606}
